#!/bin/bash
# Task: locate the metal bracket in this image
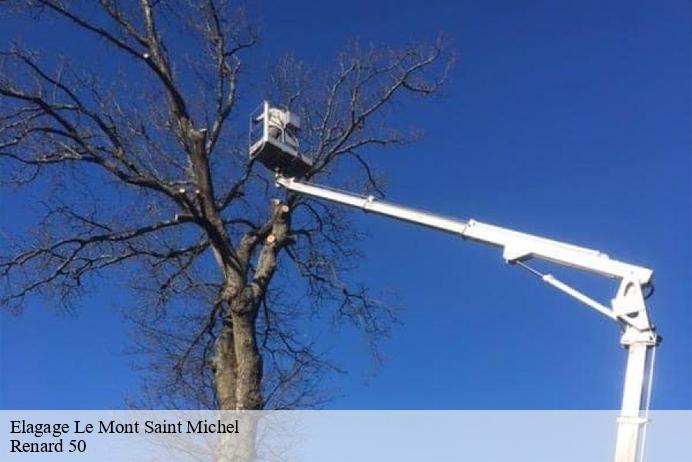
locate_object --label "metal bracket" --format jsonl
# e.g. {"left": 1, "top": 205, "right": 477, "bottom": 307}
{"left": 620, "top": 327, "right": 658, "bottom": 348}
{"left": 612, "top": 278, "right": 653, "bottom": 334}
{"left": 502, "top": 245, "right": 532, "bottom": 263}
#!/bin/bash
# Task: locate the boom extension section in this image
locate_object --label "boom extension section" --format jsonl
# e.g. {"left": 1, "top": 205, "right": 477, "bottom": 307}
{"left": 275, "top": 174, "right": 660, "bottom": 462}
{"left": 276, "top": 175, "right": 653, "bottom": 326}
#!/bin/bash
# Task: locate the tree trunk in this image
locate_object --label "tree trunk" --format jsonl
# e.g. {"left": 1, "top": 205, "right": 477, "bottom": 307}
{"left": 211, "top": 200, "right": 289, "bottom": 413}
{"left": 212, "top": 287, "right": 263, "bottom": 411}
{"left": 231, "top": 306, "right": 263, "bottom": 410}
{"left": 211, "top": 316, "right": 238, "bottom": 410}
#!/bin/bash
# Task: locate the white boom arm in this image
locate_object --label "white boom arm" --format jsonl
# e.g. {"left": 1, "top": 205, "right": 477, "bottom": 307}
{"left": 276, "top": 174, "right": 660, "bottom": 462}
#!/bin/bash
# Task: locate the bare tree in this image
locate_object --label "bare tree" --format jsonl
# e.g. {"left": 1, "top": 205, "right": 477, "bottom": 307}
{"left": 0, "top": 0, "right": 451, "bottom": 410}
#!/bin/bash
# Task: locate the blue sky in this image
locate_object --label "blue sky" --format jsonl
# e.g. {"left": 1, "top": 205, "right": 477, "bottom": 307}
{"left": 1, "top": 0, "right": 690, "bottom": 410}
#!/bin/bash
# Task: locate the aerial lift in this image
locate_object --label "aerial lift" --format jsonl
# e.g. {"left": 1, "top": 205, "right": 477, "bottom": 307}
{"left": 250, "top": 102, "right": 660, "bottom": 462}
